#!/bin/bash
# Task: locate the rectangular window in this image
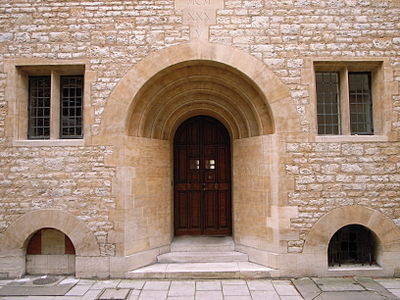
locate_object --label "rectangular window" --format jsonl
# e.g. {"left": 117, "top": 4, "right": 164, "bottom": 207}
{"left": 348, "top": 72, "right": 373, "bottom": 135}
{"left": 28, "top": 76, "right": 51, "bottom": 139}
{"left": 60, "top": 75, "right": 84, "bottom": 138}
{"left": 316, "top": 72, "right": 340, "bottom": 135}
{"left": 315, "top": 65, "right": 375, "bottom": 136}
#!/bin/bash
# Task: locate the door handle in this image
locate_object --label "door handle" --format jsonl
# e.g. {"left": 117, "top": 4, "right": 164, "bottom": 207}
{"left": 202, "top": 183, "right": 206, "bottom": 191}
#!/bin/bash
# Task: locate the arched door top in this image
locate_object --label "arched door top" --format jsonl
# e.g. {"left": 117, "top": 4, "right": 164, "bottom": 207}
{"left": 97, "top": 42, "right": 299, "bottom": 141}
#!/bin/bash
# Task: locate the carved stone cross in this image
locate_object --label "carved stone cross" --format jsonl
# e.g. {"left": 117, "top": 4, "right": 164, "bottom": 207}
{"left": 175, "top": 0, "right": 224, "bottom": 41}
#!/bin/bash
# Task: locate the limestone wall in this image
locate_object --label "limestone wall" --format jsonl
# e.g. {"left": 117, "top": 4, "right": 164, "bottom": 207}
{"left": 285, "top": 141, "right": 400, "bottom": 253}
{"left": 0, "top": 0, "right": 399, "bottom": 277}
{"left": 0, "top": 145, "right": 116, "bottom": 256}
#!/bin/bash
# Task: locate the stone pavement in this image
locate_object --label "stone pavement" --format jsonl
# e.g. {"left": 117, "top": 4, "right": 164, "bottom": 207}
{"left": 0, "top": 276, "right": 400, "bottom": 299}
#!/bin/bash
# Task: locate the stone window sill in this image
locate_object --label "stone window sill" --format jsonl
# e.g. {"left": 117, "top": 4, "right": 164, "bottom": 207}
{"left": 13, "top": 139, "right": 85, "bottom": 147}
{"left": 328, "top": 264, "right": 382, "bottom": 271}
{"left": 315, "top": 135, "right": 388, "bottom": 143}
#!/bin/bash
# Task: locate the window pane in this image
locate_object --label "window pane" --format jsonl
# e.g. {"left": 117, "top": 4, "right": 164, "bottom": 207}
{"left": 316, "top": 72, "right": 340, "bottom": 135}
{"left": 349, "top": 73, "right": 373, "bottom": 135}
{"left": 60, "top": 75, "right": 84, "bottom": 138}
{"left": 28, "top": 76, "right": 51, "bottom": 139}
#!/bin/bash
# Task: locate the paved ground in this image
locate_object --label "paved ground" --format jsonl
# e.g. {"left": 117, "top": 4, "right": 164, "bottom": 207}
{"left": 0, "top": 276, "right": 400, "bottom": 299}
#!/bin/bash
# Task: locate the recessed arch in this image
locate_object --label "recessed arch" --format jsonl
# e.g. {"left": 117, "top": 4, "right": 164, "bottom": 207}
{"left": 304, "top": 205, "right": 400, "bottom": 254}
{"left": 0, "top": 209, "right": 100, "bottom": 257}
{"left": 98, "top": 42, "right": 299, "bottom": 141}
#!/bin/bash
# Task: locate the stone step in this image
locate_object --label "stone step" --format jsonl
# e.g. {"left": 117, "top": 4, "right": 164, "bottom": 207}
{"left": 157, "top": 251, "right": 249, "bottom": 263}
{"left": 126, "top": 262, "right": 275, "bottom": 279}
{"left": 171, "top": 236, "right": 235, "bottom": 252}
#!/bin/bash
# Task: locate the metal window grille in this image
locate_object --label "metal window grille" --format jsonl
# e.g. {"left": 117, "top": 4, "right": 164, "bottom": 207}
{"left": 28, "top": 76, "right": 51, "bottom": 139}
{"left": 316, "top": 72, "right": 340, "bottom": 135}
{"left": 349, "top": 72, "right": 373, "bottom": 135}
{"left": 328, "top": 224, "right": 374, "bottom": 267}
{"left": 60, "top": 75, "right": 83, "bottom": 138}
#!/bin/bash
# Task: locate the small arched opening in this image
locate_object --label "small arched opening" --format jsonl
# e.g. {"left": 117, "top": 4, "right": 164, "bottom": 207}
{"left": 328, "top": 224, "right": 380, "bottom": 267}
{"left": 25, "top": 228, "right": 76, "bottom": 275}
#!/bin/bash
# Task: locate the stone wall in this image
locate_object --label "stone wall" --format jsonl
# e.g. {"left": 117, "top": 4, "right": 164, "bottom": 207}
{"left": 0, "top": 1, "right": 398, "bottom": 140}
{"left": 285, "top": 141, "right": 400, "bottom": 253}
{"left": 0, "top": 145, "right": 116, "bottom": 256}
{"left": 0, "top": 0, "right": 399, "bottom": 276}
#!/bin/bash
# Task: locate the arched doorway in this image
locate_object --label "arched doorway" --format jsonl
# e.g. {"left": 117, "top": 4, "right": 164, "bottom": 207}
{"left": 174, "top": 116, "right": 231, "bottom": 236}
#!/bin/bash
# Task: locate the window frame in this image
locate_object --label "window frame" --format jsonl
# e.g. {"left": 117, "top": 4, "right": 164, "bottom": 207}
{"left": 12, "top": 64, "right": 87, "bottom": 142}
{"left": 313, "top": 61, "right": 387, "bottom": 138}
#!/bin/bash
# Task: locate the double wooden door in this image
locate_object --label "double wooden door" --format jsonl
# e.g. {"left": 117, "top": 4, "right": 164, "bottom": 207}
{"left": 174, "top": 116, "right": 232, "bottom": 235}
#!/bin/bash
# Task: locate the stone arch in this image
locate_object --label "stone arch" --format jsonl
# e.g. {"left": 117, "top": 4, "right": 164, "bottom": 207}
{"left": 303, "top": 205, "right": 400, "bottom": 254}
{"left": 98, "top": 42, "right": 298, "bottom": 141}
{"left": 0, "top": 209, "right": 100, "bottom": 257}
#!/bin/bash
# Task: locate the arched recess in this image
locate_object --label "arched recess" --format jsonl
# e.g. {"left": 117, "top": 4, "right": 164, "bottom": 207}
{"left": 303, "top": 205, "right": 400, "bottom": 255}
{"left": 0, "top": 209, "right": 100, "bottom": 257}
{"left": 97, "top": 42, "right": 298, "bottom": 141}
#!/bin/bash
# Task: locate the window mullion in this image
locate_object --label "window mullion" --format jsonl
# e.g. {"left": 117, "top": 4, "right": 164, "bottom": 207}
{"left": 50, "top": 71, "right": 60, "bottom": 139}
{"left": 341, "top": 68, "right": 350, "bottom": 135}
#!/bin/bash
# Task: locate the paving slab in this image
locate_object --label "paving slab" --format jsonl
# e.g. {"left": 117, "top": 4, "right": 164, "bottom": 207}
{"left": 194, "top": 290, "right": 223, "bottom": 300}
{"left": 91, "top": 279, "right": 121, "bottom": 289}
{"left": 138, "top": 289, "right": 168, "bottom": 299}
{"left": 126, "top": 289, "right": 141, "bottom": 300}
{"left": 273, "top": 280, "right": 301, "bottom": 296}
{"left": 389, "top": 289, "right": 400, "bottom": 298}
{"left": 98, "top": 288, "right": 131, "bottom": 299}
{"left": 80, "top": 289, "right": 101, "bottom": 300}
{"left": 0, "top": 284, "right": 74, "bottom": 296}
{"left": 355, "top": 277, "right": 398, "bottom": 299}
{"left": 54, "top": 296, "right": 82, "bottom": 300}
{"left": 58, "top": 278, "right": 80, "bottom": 286}
{"left": 76, "top": 279, "right": 96, "bottom": 286}
{"left": 292, "top": 277, "right": 321, "bottom": 299}
{"left": 65, "top": 284, "right": 92, "bottom": 296}
{"left": 314, "top": 290, "right": 388, "bottom": 300}
{"left": 195, "top": 280, "right": 221, "bottom": 290}
{"left": 143, "top": 281, "right": 171, "bottom": 290}
{"left": 224, "top": 295, "right": 252, "bottom": 299}
{"left": 312, "top": 277, "right": 365, "bottom": 292}
{"left": 247, "top": 279, "right": 274, "bottom": 291}
{"left": 250, "top": 290, "right": 280, "bottom": 300}
{"left": 118, "top": 280, "right": 145, "bottom": 289}
{"left": 167, "top": 296, "right": 195, "bottom": 300}
{"left": 376, "top": 279, "right": 400, "bottom": 289}
{"left": 222, "top": 283, "right": 250, "bottom": 296}
{"left": 169, "top": 281, "right": 195, "bottom": 296}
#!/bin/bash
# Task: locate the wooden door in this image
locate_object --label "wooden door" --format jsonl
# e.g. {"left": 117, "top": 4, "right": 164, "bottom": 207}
{"left": 174, "top": 116, "right": 232, "bottom": 235}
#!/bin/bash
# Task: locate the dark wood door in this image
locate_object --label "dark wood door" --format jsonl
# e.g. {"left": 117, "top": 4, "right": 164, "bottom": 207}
{"left": 174, "top": 116, "right": 232, "bottom": 235}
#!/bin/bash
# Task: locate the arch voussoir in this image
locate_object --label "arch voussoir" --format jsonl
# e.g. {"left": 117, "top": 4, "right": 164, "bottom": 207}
{"left": 0, "top": 209, "right": 100, "bottom": 257}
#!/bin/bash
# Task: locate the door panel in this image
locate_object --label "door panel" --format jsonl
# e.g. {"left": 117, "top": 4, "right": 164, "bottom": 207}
{"left": 174, "top": 116, "right": 231, "bottom": 236}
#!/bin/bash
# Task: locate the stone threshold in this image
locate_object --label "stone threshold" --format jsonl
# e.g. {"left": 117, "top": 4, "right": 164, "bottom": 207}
{"left": 126, "top": 262, "right": 276, "bottom": 279}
